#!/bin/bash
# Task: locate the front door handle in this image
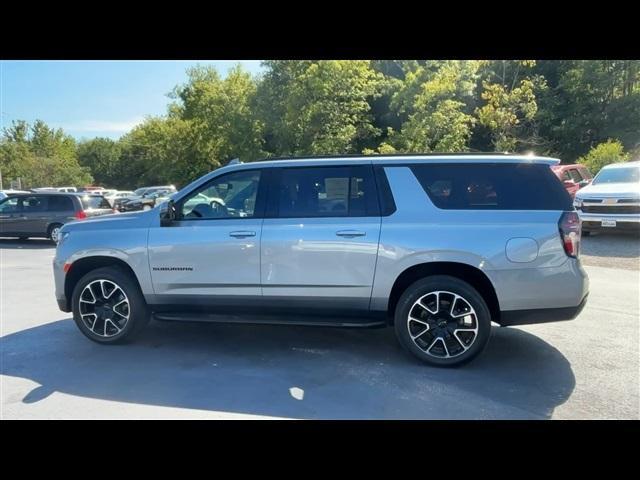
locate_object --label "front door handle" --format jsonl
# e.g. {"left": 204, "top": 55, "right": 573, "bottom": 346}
{"left": 229, "top": 230, "right": 256, "bottom": 238}
{"left": 336, "top": 230, "right": 366, "bottom": 238}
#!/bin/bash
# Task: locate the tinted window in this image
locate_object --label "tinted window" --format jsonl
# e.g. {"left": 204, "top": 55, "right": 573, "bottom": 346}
{"left": 274, "top": 166, "right": 378, "bottom": 218}
{"left": 411, "top": 163, "right": 572, "bottom": 210}
{"left": 80, "top": 196, "right": 112, "bottom": 210}
{"left": 48, "top": 195, "right": 74, "bottom": 211}
{"left": 21, "top": 196, "right": 47, "bottom": 212}
{"left": 180, "top": 170, "right": 261, "bottom": 219}
{"left": 568, "top": 169, "right": 583, "bottom": 182}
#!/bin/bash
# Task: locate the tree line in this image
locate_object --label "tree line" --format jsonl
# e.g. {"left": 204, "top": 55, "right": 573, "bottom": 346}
{"left": 1, "top": 60, "right": 638, "bottom": 190}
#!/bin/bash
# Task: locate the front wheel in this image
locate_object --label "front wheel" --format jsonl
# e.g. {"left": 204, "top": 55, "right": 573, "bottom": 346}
{"left": 142, "top": 205, "right": 152, "bottom": 211}
{"left": 71, "top": 266, "right": 150, "bottom": 344}
{"left": 394, "top": 275, "right": 492, "bottom": 367}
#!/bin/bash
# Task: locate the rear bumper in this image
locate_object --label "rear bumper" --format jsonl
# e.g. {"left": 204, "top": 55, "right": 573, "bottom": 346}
{"left": 498, "top": 293, "right": 588, "bottom": 326}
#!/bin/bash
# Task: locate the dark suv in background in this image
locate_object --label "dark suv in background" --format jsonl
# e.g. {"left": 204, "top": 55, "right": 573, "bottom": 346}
{"left": 0, "top": 192, "right": 114, "bottom": 243}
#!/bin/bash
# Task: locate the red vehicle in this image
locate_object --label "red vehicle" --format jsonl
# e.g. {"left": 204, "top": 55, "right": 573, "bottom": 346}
{"left": 551, "top": 164, "right": 593, "bottom": 198}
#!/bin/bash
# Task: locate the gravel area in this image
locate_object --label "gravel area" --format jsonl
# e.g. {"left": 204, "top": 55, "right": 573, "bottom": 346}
{"left": 581, "top": 231, "right": 640, "bottom": 271}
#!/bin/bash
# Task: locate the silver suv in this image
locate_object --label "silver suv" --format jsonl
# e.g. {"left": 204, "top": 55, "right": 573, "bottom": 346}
{"left": 53, "top": 155, "right": 589, "bottom": 366}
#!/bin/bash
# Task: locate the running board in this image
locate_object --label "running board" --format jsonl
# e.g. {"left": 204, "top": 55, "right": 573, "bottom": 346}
{"left": 152, "top": 312, "right": 386, "bottom": 328}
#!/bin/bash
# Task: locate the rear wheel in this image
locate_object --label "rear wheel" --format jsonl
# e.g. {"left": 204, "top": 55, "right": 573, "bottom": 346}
{"left": 394, "top": 275, "right": 491, "bottom": 367}
{"left": 71, "top": 266, "right": 150, "bottom": 344}
{"left": 582, "top": 230, "right": 592, "bottom": 237}
{"left": 48, "top": 223, "right": 63, "bottom": 244}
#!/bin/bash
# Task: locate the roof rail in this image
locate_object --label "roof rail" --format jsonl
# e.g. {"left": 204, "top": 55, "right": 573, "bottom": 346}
{"left": 256, "top": 152, "right": 526, "bottom": 162}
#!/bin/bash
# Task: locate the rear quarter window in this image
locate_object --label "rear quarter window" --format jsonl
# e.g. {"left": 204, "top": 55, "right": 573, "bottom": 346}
{"left": 411, "top": 163, "right": 572, "bottom": 210}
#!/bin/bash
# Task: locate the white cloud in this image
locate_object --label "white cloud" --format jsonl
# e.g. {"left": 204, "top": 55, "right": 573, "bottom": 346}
{"left": 63, "top": 116, "right": 145, "bottom": 133}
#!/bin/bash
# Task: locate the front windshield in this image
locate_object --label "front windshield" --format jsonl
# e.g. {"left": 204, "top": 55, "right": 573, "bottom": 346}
{"left": 134, "top": 188, "right": 147, "bottom": 196}
{"left": 593, "top": 167, "right": 640, "bottom": 185}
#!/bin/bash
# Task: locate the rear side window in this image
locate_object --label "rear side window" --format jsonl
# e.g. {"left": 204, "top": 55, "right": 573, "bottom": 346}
{"left": 80, "top": 196, "right": 112, "bottom": 210}
{"left": 411, "top": 163, "right": 572, "bottom": 210}
{"left": 272, "top": 166, "right": 379, "bottom": 218}
{"left": 568, "top": 169, "right": 583, "bottom": 183}
{"left": 47, "top": 195, "right": 74, "bottom": 211}
{"left": 578, "top": 167, "right": 593, "bottom": 180}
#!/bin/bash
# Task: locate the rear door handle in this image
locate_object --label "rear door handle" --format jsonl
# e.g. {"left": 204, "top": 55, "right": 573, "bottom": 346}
{"left": 229, "top": 230, "right": 256, "bottom": 238}
{"left": 336, "top": 230, "right": 366, "bottom": 238}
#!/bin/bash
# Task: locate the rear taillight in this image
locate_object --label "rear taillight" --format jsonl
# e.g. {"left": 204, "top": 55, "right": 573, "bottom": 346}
{"left": 559, "top": 211, "right": 581, "bottom": 258}
{"left": 75, "top": 210, "right": 87, "bottom": 220}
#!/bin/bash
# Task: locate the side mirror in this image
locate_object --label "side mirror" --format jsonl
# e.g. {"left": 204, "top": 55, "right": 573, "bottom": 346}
{"left": 160, "top": 199, "right": 177, "bottom": 227}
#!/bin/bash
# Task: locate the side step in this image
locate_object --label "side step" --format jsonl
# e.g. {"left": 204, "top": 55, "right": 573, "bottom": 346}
{"left": 152, "top": 311, "right": 387, "bottom": 328}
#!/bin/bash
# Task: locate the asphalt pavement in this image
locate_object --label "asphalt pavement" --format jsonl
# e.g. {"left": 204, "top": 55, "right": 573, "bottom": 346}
{"left": 1, "top": 237, "right": 638, "bottom": 419}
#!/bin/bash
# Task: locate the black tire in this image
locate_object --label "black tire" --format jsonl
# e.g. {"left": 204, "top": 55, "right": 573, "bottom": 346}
{"left": 394, "top": 275, "right": 491, "bottom": 367}
{"left": 582, "top": 230, "right": 592, "bottom": 237}
{"left": 47, "top": 223, "right": 63, "bottom": 244}
{"left": 71, "top": 266, "right": 150, "bottom": 344}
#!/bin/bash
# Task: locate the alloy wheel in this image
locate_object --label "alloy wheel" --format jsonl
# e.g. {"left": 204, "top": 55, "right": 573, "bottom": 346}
{"left": 78, "top": 279, "right": 130, "bottom": 337}
{"left": 407, "top": 290, "right": 479, "bottom": 359}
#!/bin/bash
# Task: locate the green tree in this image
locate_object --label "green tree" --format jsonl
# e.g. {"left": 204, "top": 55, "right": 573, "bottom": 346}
{"left": 77, "top": 138, "right": 124, "bottom": 188}
{"left": 476, "top": 60, "right": 547, "bottom": 152}
{"left": 0, "top": 120, "right": 92, "bottom": 189}
{"left": 172, "top": 65, "right": 265, "bottom": 164}
{"left": 577, "top": 139, "right": 630, "bottom": 174}
{"left": 386, "top": 61, "right": 480, "bottom": 152}
{"left": 535, "top": 60, "right": 640, "bottom": 159}
{"left": 256, "top": 60, "right": 382, "bottom": 155}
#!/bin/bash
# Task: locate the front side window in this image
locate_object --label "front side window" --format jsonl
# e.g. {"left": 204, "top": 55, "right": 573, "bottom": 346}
{"left": 274, "top": 166, "right": 377, "bottom": 218}
{"left": 180, "top": 170, "right": 261, "bottom": 220}
{"left": 0, "top": 197, "right": 19, "bottom": 213}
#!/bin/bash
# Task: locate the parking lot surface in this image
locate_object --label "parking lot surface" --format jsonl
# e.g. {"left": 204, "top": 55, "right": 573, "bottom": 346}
{"left": 1, "top": 237, "right": 638, "bottom": 419}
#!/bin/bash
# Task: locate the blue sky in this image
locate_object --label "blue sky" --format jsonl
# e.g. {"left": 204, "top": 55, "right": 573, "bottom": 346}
{"left": 1, "top": 60, "right": 265, "bottom": 140}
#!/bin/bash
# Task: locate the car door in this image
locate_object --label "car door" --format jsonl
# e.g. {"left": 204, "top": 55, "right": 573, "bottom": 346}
{"left": 261, "top": 164, "right": 381, "bottom": 313}
{"left": 16, "top": 195, "right": 49, "bottom": 235}
{"left": 0, "top": 196, "right": 22, "bottom": 235}
{"left": 147, "top": 168, "right": 267, "bottom": 305}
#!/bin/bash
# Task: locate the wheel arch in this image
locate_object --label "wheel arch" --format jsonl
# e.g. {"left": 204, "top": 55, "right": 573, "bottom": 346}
{"left": 386, "top": 262, "right": 501, "bottom": 324}
{"left": 64, "top": 256, "right": 141, "bottom": 311}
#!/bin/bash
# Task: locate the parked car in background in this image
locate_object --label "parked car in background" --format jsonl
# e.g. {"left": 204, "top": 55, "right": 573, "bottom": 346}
{"left": 551, "top": 164, "right": 593, "bottom": 198}
{"left": 0, "top": 189, "right": 30, "bottom": 200}
{"left": 574, "top": 161, "right": 640, "bottom": 235}
{"left": 80, "top": 186, "right": 105, "bottom": 193}
{"left": 53, "top": 154, "right": 588, "bottom": 367}
{"left": 104, "top": 191, "right": 135, "bottom": 208}
{"left": 118, "top": 186, "right": 177, "bottom": 212}
{"left": 0, "top": 192, "right": 115, "bottom": 243}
